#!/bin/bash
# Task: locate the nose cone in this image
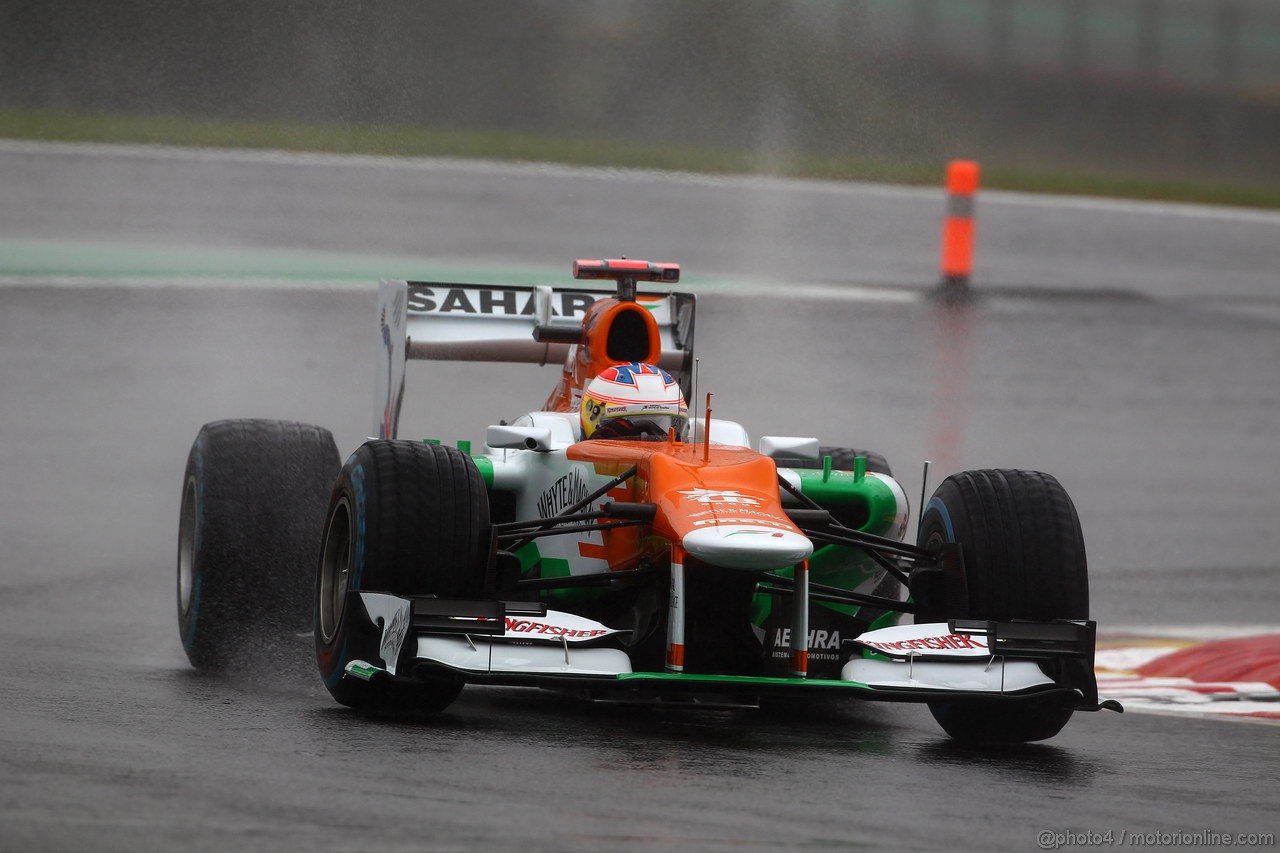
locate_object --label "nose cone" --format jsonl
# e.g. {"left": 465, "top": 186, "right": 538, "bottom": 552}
{"left": 681, "top": 525, "right": 814, "bottom": 571}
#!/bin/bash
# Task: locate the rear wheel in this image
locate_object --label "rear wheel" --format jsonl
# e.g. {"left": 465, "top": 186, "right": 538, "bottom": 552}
{"left": 316, "top": 441, "right": 491, "bottom": 712}
{"left": 177, "top": 419, "right": 340, "bottom": 671}
{"left": 917, "top": 469, "right": 1088, "bottom": 743}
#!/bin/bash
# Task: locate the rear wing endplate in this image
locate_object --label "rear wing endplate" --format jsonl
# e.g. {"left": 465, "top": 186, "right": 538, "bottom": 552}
{"left": 374, "top": 279, "right": 696, "bottom": 439}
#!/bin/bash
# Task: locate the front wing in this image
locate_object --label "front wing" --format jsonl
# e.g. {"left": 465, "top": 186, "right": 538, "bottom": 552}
{"left": 340, "top": 592, "right": 1110, "bottom": 710}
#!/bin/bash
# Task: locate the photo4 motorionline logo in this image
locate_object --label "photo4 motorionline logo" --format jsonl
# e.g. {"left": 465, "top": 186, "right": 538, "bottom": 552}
{"left": 1038, "top": 829, "right": 1275, "bottom": 849}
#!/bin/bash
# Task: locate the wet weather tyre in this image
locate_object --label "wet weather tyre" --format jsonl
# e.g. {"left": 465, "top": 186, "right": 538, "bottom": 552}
{"left": 177, "top": 419, "right": 341, "bottom": 671}
{"left": 316, "top": 441, "right": 491, "bottom": 713}
{"left": 917, "top": 469, "right": 1088, "bottom": 743}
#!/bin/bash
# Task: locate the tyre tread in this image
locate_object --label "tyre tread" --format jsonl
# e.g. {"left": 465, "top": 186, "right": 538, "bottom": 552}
{"left": 179, "top": 418, "right": 340, "bottom": 670}
{"left": 316, "top": 440, "right": 491, "bottom": 712}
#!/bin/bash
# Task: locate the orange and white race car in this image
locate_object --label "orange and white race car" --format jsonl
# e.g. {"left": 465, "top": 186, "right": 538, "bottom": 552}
{"left": 176, "top": 259, "right": 1121, "bottom": 743}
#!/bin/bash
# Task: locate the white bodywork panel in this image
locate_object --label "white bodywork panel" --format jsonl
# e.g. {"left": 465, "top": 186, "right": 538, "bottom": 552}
{"left": 500, "top": 611, "right": 625, "bottom": 642}
{"left": 374, "top": 280, "right": 410, "bottom": 440}
{"left": 842, "top": 658, "right": 1055, "bottom": 693}
{"left": 682, "top": 525, "right": 814, "bottom": 570}
{"left": 415, "top": 636, "right": 634, "bottom": 676}
{"left": 414, "top": 608, "right": 633, "bottom": 676}
{"left": 359, "top": 592, "right": 413, "bottom": 676}
{"left": 845, "top": 622, "right": 1055, "bottom": 693}
{"left": 691, "top": 418, "right": 750, "bottom": 448}
{"left": 485, "top": 446, "right": 616, "bottom": 576}
{"left": 511, "top": 411, "right": 581, "bottom": 446}
{"left": 849, "top": 622, "right": 993, "bottom": 659}
{"left": 758, "top": 435, "right": 820, "bottom": 460}
{"left": 486, "top": 424, "right": 556, "bottom": 451}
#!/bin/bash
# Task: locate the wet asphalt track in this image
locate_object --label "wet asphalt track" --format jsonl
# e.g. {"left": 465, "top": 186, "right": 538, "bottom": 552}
{"left": 1, "top": 144, "right": 1278, "bottom": 851}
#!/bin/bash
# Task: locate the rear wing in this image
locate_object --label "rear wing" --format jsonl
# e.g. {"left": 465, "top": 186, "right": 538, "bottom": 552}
{"left": 374, "top": 279, "right": 696, "bottom": 439}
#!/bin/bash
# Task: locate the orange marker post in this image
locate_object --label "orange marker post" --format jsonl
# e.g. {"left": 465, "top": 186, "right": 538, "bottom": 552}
{"left": 939, "top": 160, "right": 980, "bottom": 298}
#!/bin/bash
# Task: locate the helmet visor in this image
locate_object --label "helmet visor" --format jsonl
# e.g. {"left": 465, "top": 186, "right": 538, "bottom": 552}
{"left": 593, "top": 413, "right": 689, "bottom": 441}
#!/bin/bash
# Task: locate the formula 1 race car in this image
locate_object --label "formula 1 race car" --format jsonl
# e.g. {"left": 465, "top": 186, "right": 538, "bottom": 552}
{"left": 176, "top": 259, "right": 1121, "bottom": 743}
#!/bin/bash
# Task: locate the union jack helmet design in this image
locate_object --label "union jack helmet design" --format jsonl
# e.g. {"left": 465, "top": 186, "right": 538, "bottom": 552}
{"left": 580, "top": 362, "right": 688, "bottom": 440}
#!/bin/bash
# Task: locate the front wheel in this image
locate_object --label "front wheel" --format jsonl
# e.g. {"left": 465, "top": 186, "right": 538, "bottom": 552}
{"left": 917, "top": 469, "right": 1088, "bottom": 743}
{"left": 315, "top": 441, "right": 492, "bottom": 712}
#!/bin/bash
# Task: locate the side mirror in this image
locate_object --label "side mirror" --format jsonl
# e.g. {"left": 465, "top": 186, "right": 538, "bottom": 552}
{"left": 759, "top": 435, "right": 820, "bottom": 461}
{"left": 486, "top": 425, "right": 555, "bottom": 452}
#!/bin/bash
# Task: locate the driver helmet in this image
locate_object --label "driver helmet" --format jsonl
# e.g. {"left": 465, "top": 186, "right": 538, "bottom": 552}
{"left": 580, "top": 362, "right": 688, "bottom": 440}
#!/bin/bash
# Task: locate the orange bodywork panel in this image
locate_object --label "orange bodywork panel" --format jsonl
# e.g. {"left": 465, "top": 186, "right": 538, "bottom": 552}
{"left": 542, "top": 297, "right": 663, "bottom": 413}
{"left": 567, "top": 440, "right": 806, "bottom": 572}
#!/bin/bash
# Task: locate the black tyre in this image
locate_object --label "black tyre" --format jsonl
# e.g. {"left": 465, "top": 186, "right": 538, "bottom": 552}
{"left": 177, "top": 419, "right": 341, "bottom": 671}
{"left": 917, "top": 469, "right": 1088, "bottom": 743}
{"left": 316, "top": 441, "right": 491, "bottom": 712}
{"left": 787, "top": 446, "right": 892, "bottom": 477}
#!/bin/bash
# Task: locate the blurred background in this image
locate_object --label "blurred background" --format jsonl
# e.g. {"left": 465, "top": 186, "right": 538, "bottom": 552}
{"left": 2, "top": 7, "right": 1279, "bottom": 842}
{"left": 3, "top": 0, "right": 1278, "bottom": 204}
